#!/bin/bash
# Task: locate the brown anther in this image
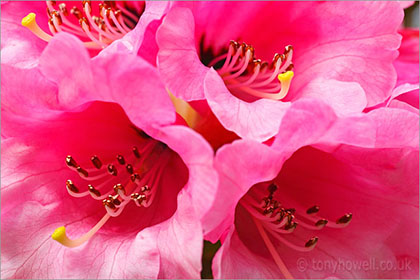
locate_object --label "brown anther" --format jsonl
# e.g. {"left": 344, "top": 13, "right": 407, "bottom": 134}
{"left": 46, "top": 7, "right": 52, "bottom": 18}
{"left": 70, "top": 7, "right": 83, "bottom": 20}
{"left": 66, "top": 180, "right": 79, "bottom": 193}
{"left": 284, "top": 45, "right": 293, "bottom": 54}
{"left": 51, "top": 11, "right": 63, "bottom": 25}
{"left": 113, "top": 184, "right": 126, "bottom": 195}
{"left": 126, "top": 164, "right": 134, "bottom": 174}
{"left": 336, "top": 213, "right": 353, "bottom": 225}
{"left": 245, "top": 45, "right": 254, "bottom": 56}
{"left": 284, "top": 222, "right": 298, "bottom": 231}
{"left": 103, "top": 199, "right": 116, "bottom": 209}
{"left": 79, "top": 17, "right": 90, "bottom": 31}
{"left": 98, "top": 22, "right": 106, "bottom": 31}
{"left": 82, "top": 0, "right": 91, "bottom": 13}
{"left": 88, "top": 184, "right": 101, "bottom": 197}
{"left": 91, "top": 155, "right": 102, "bottom": 169}
{"left": 141, "top": 185, "right": 150, "bottom": 193}
{"left": 267, "top": 183, "right": 278, "bottom": 194}
{"left": 315, "top": 219, "right": 328, "bottom": 228}
{"left": 287, "top": 214, "right": 295, "bottom": 224}
{"left": 76, "top": 166, "right": 89, "bottom": 177}
{"left": 132, "top": 146, "right": 140, "bottom": 158}
{"left": 131, "top": 192, "right": 140, "bottom": 199}
{"left": 112, "top": 197, "right": 121, "bottom": 206}
{"left": 260, "top": 61, "right": 269, "bottom": 70}
{"left": 305, "top": 237, "right": 319, "bottom": 248}
{"left": 92, "top": 16, "right": 101, "bottom": 25}
{"left": 65, "top": 155, "right": 78, "bottom": 168}
{"left": 229, "top": 40, "right": 238, "bottom": 52}
{"left": 107, "top": 164, "right": 118, "bottom": 176}
{"left": 130, "top": 173, "right": 140, "bottom": 182}
{"left": 48, "top": 18, "right": 57, "bottom": 32}
{"left": 306, "top": 205, "right": 320, "bottom": 215}
{"left": 116, "top": 154, "right": 126, "bottom": 165}
{"left": 286, "top": 63, "right": 294, "bottom": 72}
{"left": 253, "top": 59, "right": 261, "bottom": 68}
{"left": 58, "top": 3, "right": 68, "bottom": 16}
{"left": 272, "top": 53, "right": 281, "bottom": 64}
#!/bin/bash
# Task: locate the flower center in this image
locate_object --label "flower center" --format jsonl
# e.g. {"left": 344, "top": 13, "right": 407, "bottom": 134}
{"left": 206, "top": 40, "right": 294, "bottom": 101}
{"left": 239, "top": 183, "right": 352, "bottom": 278}
{"left": 21, "top": 0, "right": 144, "bottom": 50}
{"left": 52, "top": 131, "right": 171, "bottom": 248}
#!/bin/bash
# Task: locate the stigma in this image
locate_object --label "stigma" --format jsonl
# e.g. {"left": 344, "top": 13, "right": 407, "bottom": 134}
{"left": 52, "top": 135, "right": 170, "bottom": 248}
{"left": 22, "top": 1, "right": 144, "bottom": 50}
{"left": 209, "top": 41, "right": 294, "bottom": 101}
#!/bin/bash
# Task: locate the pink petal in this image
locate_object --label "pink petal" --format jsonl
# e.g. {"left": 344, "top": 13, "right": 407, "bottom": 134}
{"left": 151, "top": 125, "right": 218, "bottom": 221}
{"left": 298, "top": 78, "right": 367, "bottom": 117}
{"left": 204, "top": 140, "right": 285, "bottom": 242}
{"left": 204, "top": 68, "right": 291, "bottom": 141}
{"left": 155, "top": 190, "right": 203, "bottom": 278}
{"left": 39, "top": 33, "right": 176, "bottom": 128}
{"left": 156, "top": 7, "right": 209, "bottom": 101}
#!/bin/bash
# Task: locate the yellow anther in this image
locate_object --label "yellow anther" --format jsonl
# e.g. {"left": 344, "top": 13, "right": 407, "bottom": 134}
{"left": 278, "top": 71, "right": 294, "bottom": 83}
{"left": 21, "top": 12, "right": 36, "bottom": 27}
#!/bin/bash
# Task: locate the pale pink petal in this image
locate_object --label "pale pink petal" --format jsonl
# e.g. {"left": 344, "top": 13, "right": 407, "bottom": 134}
{"left": 204, "top": 68, "right": 291, "bottom": 141}
{"left": 39, "top": 33, "right": 176, "bottom": 128}
{"left": 155, "top": 190, "right": 203, "bottom": 278}
{"left": 298, "top": 78, "right": 367, "bottom": 117}
{"left": 156, "top": 7, "right": 209, "bottom": 101}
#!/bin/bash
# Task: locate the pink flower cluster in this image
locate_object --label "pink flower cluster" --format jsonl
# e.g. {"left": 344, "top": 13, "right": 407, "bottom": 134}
{"left": 1, "top": 1, "right": 418, "bottom": 279}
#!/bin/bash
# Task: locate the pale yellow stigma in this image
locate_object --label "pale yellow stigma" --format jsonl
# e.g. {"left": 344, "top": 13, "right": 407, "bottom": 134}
{"left": 274, "top": 71, "right": 294, "bottom": 100}
{"left": 21, "top": 13, "right": 53, "bottom": 42}
{"left": 51, "top": 214, "right": 111, "bottom": 248}
{"left": 278, "top": 71, "right": 294, "bottom": 83}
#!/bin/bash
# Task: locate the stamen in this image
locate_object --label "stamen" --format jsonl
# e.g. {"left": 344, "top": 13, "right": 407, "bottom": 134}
{"left": 208, "top": 41, "right": 295, "bottom": 101}
{"left": 52, "top": 214, "right": 111, "bottom": 248}
{"left": 91, "top": 155, "right": 102, "bottom": 169}
{"left": 22, "top": 13, "right": 102, "bottom": 49}
{"left": 57, "top": 138, "right": 170, "bottom": 247}
{"left": 252, "top": 216, "right": 294, "bottom": 279}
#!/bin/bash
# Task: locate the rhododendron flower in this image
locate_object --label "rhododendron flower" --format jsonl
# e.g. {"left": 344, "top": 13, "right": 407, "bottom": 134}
{"left": 157, "top": 1, "right": 404, "bottom": 141}
{"left": 1, "top": 0, "right": 168, "bottom": 67}
{"left": 1, "top": 33, "right": 217, "bottom": 278}
{"left": 204, "top": 99, "right": 419, "bottom": 279}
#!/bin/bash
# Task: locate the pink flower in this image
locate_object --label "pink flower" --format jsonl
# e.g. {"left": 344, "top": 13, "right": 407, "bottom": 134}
{"left": 1, "top": 33, "right": 218, "bottom": 278}
{"left": 1, "top": 0, "right": 169, "bottom": 67}
{"left": 156, "top": 1, "right": 404, "bottom": 141}
{"left": 204, "top": 99, "right": 419, "bottom": 278}
{"left": 387, "top": 28, "right": 419, "bottom": 112}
